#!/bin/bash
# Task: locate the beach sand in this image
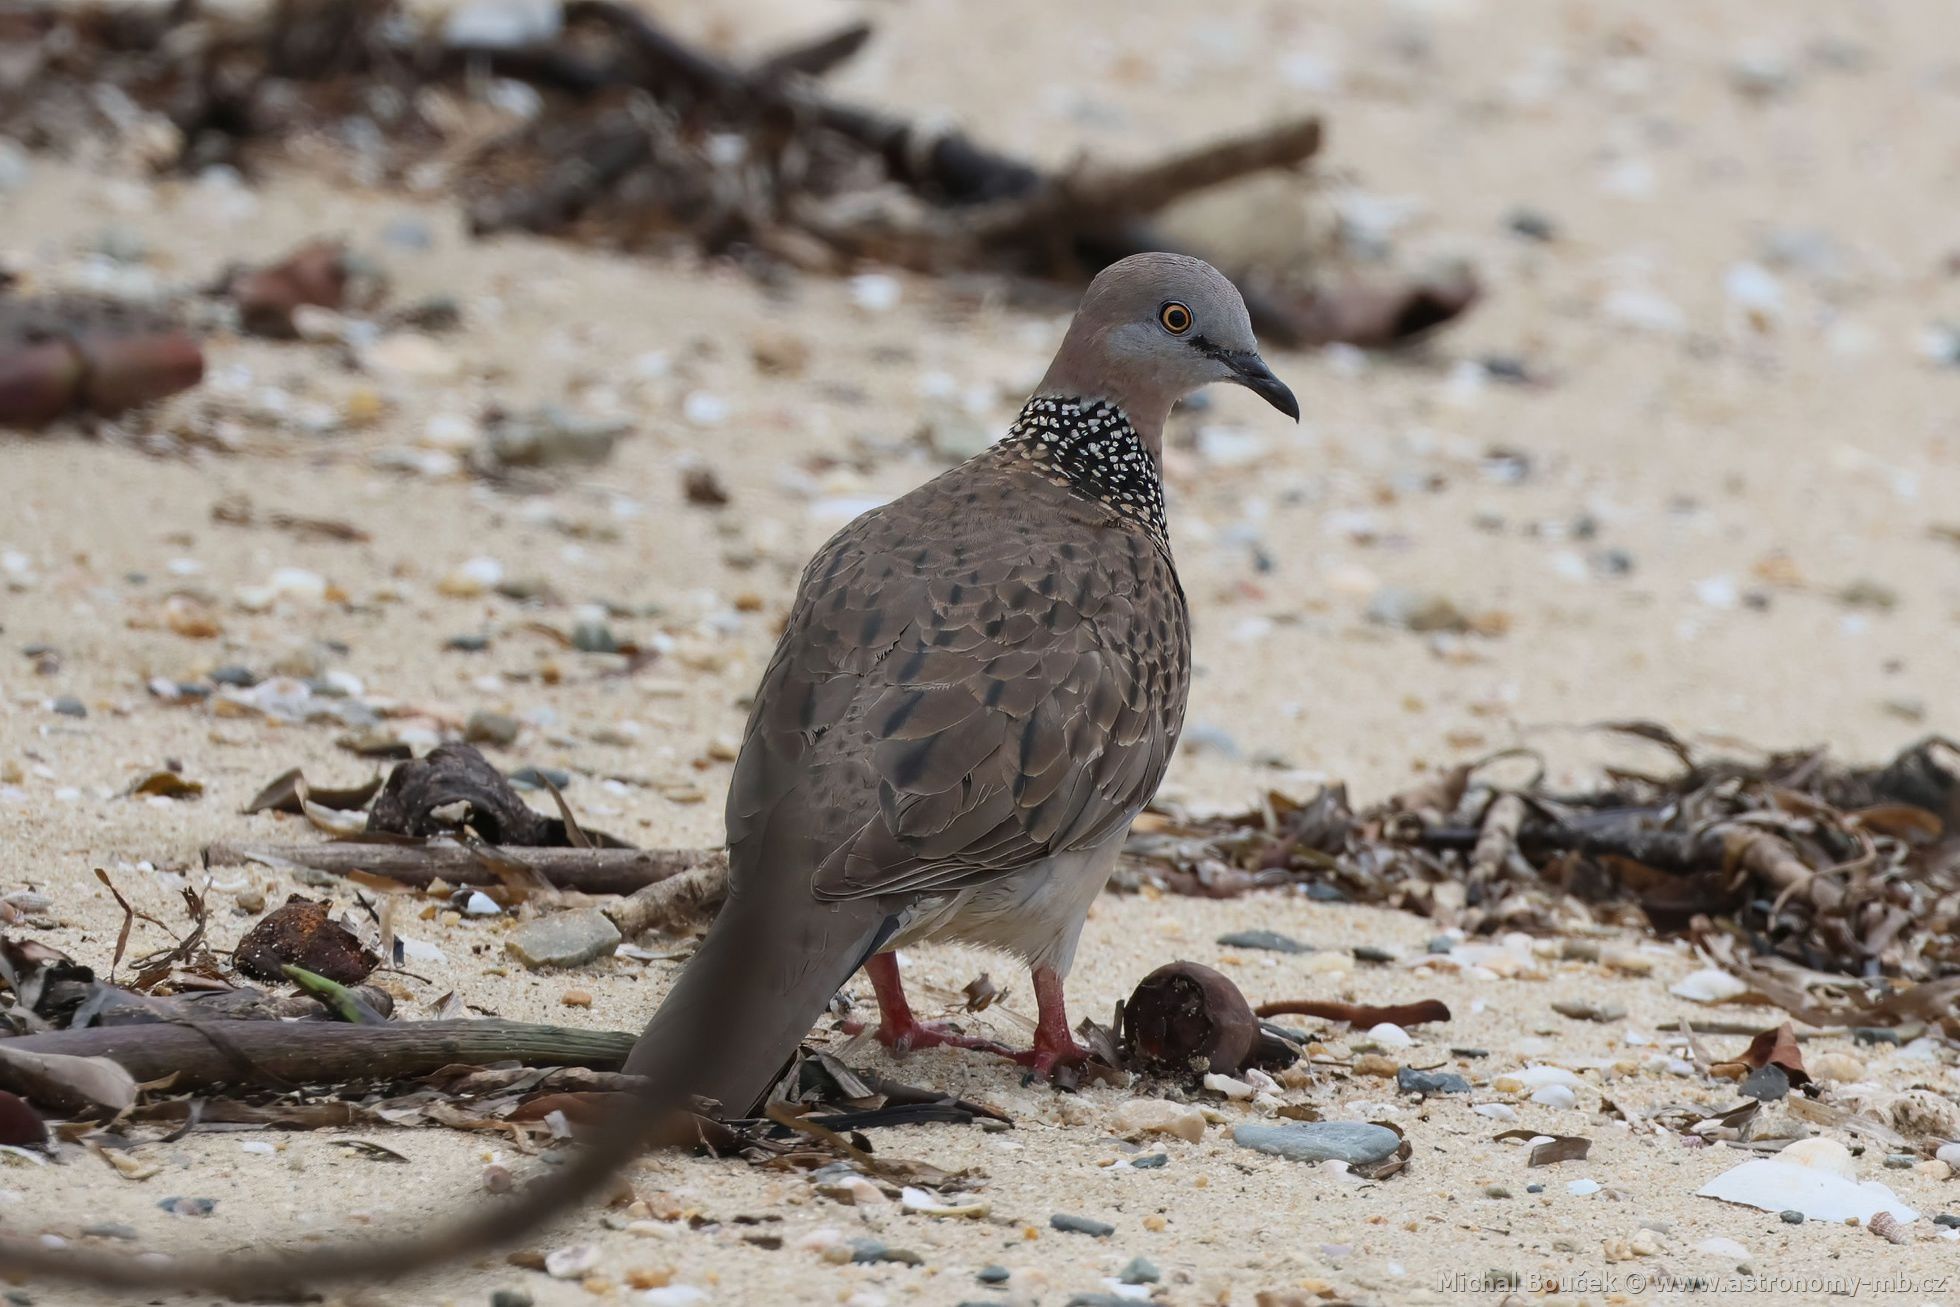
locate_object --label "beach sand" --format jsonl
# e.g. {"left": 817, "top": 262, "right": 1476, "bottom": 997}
{"left": 2, "top": 1, "right": 1958, "bottom": 1302}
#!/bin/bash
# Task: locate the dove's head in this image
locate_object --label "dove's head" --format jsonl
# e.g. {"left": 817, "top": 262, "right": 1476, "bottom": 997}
{"left": 1038, "top": 253, "right": 1298, "bottom": 449}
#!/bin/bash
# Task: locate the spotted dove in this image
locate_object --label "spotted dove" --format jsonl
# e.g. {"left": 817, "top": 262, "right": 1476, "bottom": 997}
{"left": 625, "top": 253, "right": 1298, "bottom": 1116}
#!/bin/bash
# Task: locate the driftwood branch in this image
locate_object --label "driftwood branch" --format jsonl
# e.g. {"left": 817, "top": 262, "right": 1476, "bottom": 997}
{"left": 0, "top": 1019, "right": 635, "bottom": 1091}
{"left": 606, "top": 862, "right": 729, "bottom": 937}
{"left": 204, "top": 842, "right": 723, "bottom": 896}
{"left": 963, "top": 116, "right": 1324, "bottom": 244}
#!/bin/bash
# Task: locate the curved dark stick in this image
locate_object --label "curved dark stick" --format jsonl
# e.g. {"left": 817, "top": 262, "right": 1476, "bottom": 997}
{"left": 0, "top": 1005, "right": 716, "bottom": 1293}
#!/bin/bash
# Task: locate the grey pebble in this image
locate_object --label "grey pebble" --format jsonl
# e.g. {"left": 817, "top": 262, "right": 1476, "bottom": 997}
{"left": 504, "top": 908, "right": 621, "bottom": 970}
{"left": 1779, "top": 1210, "right": 1805, "bottom": 1224}
{"left": 1484, "top": 1185, "right": 1511, "bottom": 1199}
{"left": 49, "top": 696, "right": 86, "bottom": 718}
{"left": 1505, "top": 208, "right": 1557, "bottom": 242}
{"left": 81, "top": 1222, "right": 138, "bottom": 1240}
{"left": 1128, "top": 1152, "right": 1168, "bottom": 1169}
{"left": 1305, "top": 883, "right": 1346, "bottom": 903}
{"left": 209, "top": 665, "right": 259, "bottom": 687}
{"left": 1882, "top": 1153, "right": 1915, "bottom": 1169}
{"left": 1119, "top": 1256, "right": 1160, "bottom": 1284}
{"left": 1232, "top": 1121, "right": 1401, "bottom": 1167}
{"left": 1050, "top": 1213, "right": 1114, "bottom": 1237}
{"left": 157, "top": 1197, "right": 215, "bottom": 1217}
{"left": 1852, "top": 1027, "right": 1900, "bottom": 1045}
{"left": 489, "top": 1292, "right": 534, "bottom": 1307}
{"left": 445, "top": 633, "right": 491, "bottom": 652}
{"left": 1526, "top": 1184, "right": 1544, "bottom": 1194}
{"left": 381, "top": 217, "right": 433, "bottom": 249}
{"left": 1740, "top": 1063, "right": 1790, "bottom": 1102}
{"left": 1351, "top": 944, "right": 1394, "bottom": 962}
{"left": 850, "top": 1240, "right": 923, "bottom": 1266}
{"left": 571, "top": 620, "right": 619, "bottom": 654}
{"left": 1398, "top": 1067, "right": 1471, "bottom": 1095}
{"left": 1932, "top": 1214, "right": 1960, "bottom": 1229}
{"left": 976, "top": 1265, "right": 1010, "bottom": 1284}
{"left": 1215, "top": 929, "right": 1311, "bottom": 954}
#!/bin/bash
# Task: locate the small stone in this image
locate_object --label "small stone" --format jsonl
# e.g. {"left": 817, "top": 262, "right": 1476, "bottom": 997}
{"left": 504, "top": 908, "right": 621, "bottom": 970}
{"left": 1397, "top": 1067, "right": 1471, "bottom": 1095}
{"left": 1932, "top": 1214, "right": 1960, "bottom": 1229}
{"left": 1526, "top": 1184, "right": 1544, "bottom": 1194}
{"left": 1937, "top": 1143, "right": 1960, "bottom": 1167}
{"left": 1232, "top": 1122, "right": 1401, "bottom": 1167}
{"left": 1050, "top": 1213, "right": 1114, "bottom": 1237}
{"left": 1111, "top": 1099, "right": 1205, "bottom": 1143}
{"left": 490, "top": 1291, "right": 535, "bottom": 1307}
{"left": 445, "top": 633, "right": 491, "bottom": 652}
{"left": 1505, "top": 208, "right": 1557, "bottom": 242}
{"left": 976, "top": 1265, "right": 1010, "bottom": 1284}
{"left": 1567, "top": 1179, "right": 1600, "bottom": 1196}
{"left": 1367, "top": 586, "right": 1471, "bottom": 634}
{"left": 1216, "top": 929, "right": 1311, "bottom": 954}
{"left": 508, "top": 766, "right": 571, "bottom": 791}
{"left": 1484, "top": 1185, "right": 1511, "bottom": 1199}
{"left": 544, "top": 1244, "right": 598, "bottom": 1278}
{"left": 850, "top": 1240, "right": 922, "bottom": 1266}
{"left": 1852, "top": 1027, "right": 1901, "bottom": 1045}
{"left": 157, "top": 1197, "right": 216, "bottom": 1217}
{"left": 1810, "top": 1052, "right": 1864, "bottom": 1082}
{"left": 361, "top": 332, "right": 459, "bottom": 382}
{"left": 210, "top": 665, "right": 259, "bottom": 687}
{"left": 1740, "top": 1063, "right": 1791, "bottom": 1102}
{"left": 49, "top": 696, "right": 86, "bottom": 718}
{"left": 1118, "top": 1257, "right": 1160, "bottom": 1285}
{"left": 561, "top": 989, "right": 593, "bottom": 1008}
{"left": 1779, "top": 1210, "right": 1805, "bottom": 1225}
{"left": 1353, "top": 945, "right": 1396, "bottom": 964}
{"left": 465, "top": 710, "right": 521, "bottom": 746}
{"left": 1669, "top": 969, "right": 1749, "bottom": 1003}
{"left": 439, "top": 556, "right": 504, "bottom": 597}
{"left": 1882, "top": 1153, "right": 1915, "bottom": 1169}
{"left": 570, "top": 620, "right": 618, "bottom": 654}
{"left": 81, "top": 1222, "right": 138, "bottom": 1240}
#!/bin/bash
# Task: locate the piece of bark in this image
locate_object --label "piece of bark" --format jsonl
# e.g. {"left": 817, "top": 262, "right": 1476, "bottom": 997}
{"left": 204, "top": 841, "right": 722, "bottom": 896}
{"left": 0, "top": 1019, "right": 636, "bottom": 1090}
{"left": 366, "top": 743, "right": 561, "bottom": 844}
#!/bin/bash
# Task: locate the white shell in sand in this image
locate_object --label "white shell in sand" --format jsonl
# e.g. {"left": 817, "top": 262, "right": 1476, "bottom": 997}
{"left": 1696, "top": 1138, "right": 1917, "bottom": 1224}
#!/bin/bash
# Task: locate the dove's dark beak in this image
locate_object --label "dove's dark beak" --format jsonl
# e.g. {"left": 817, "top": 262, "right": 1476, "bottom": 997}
{"left": 1221, "top": 350, "right": 1300, "bottom": 422}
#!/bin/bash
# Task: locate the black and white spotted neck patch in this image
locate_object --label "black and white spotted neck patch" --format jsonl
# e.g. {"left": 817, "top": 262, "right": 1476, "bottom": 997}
{"left": 998, "top": 396, "right": 1167, "bottom": 544}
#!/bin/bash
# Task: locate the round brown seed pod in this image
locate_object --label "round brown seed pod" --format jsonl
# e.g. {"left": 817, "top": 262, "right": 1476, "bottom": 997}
{"left": 1121, "top": 960, "right": 1258, "bottom": 1075}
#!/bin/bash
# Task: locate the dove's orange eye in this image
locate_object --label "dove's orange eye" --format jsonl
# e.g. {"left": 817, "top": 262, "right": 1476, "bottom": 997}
{"left": 1159, "top": 302, "right": 1192, "bottom": 334}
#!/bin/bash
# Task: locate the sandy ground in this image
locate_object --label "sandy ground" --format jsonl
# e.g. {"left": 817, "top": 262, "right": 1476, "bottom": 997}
{"left": 4, "top": 0, "right": 1960, "bottom": 1303}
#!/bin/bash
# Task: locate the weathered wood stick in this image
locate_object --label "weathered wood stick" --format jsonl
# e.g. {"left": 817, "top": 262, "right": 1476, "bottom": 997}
{"left": 204, "top": 842, "right": 724, "bottom": 895}
{"left": 963, "top": 115, "right": 1324, "bottom": 242}
{"left": 0, "top": 1019, "right": 637, "bottom": 1090}
{"left": 606, "top": 862, "right": 729, "bottom": 937}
